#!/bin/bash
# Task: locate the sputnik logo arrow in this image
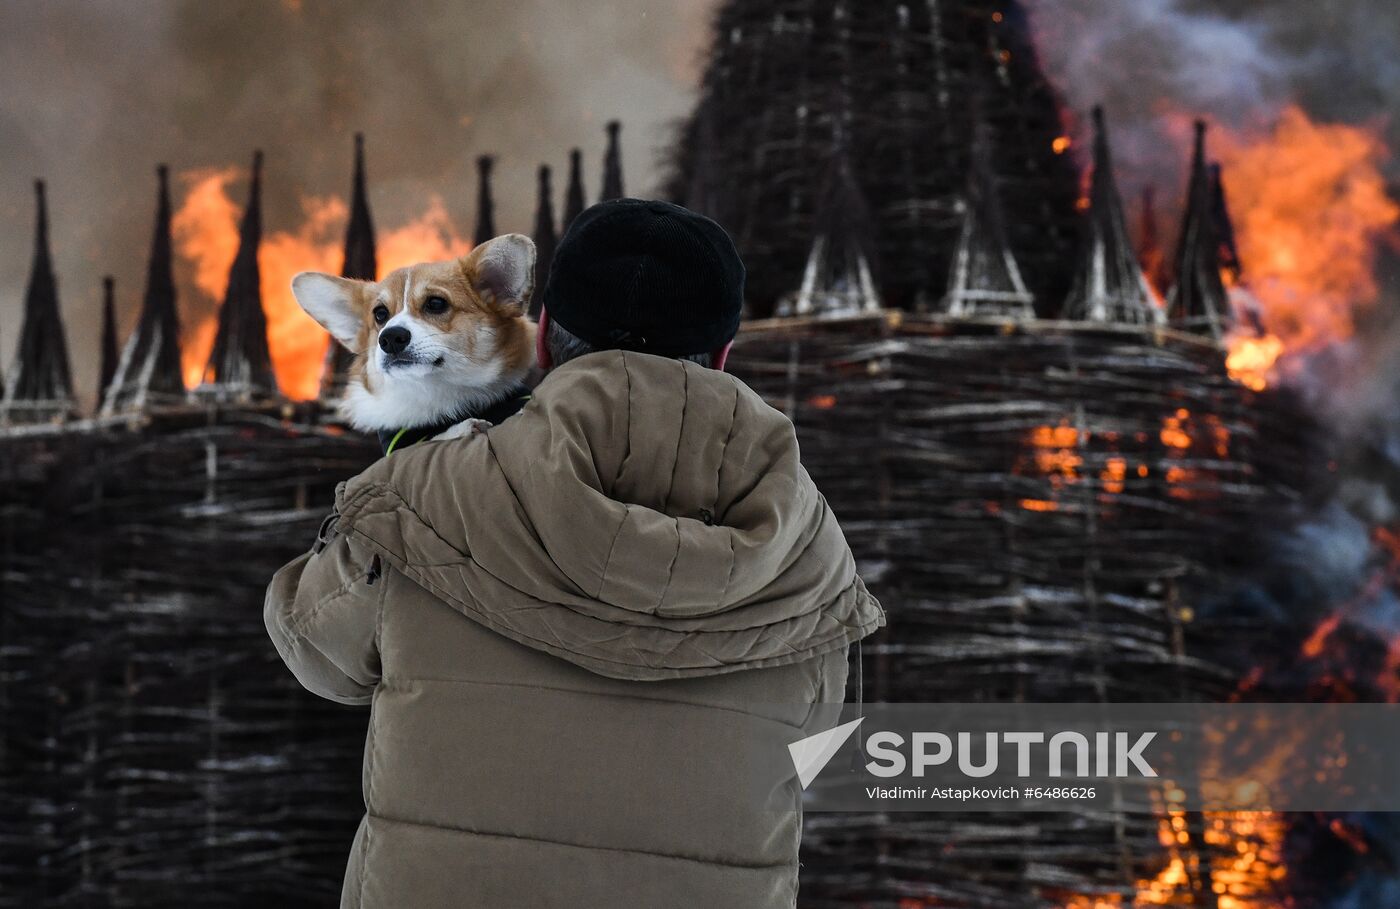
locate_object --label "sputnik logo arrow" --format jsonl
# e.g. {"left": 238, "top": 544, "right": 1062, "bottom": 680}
{"left": 788, "top": 717, "right": 864, "bottom": 789}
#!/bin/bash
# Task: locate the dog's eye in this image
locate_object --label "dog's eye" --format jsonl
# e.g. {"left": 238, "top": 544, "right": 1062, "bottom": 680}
{"left": 423, "top": 295, "right": 450, "bottom": 315}
{"left": 372, "top": 305, "right": 389, "bottom": 325}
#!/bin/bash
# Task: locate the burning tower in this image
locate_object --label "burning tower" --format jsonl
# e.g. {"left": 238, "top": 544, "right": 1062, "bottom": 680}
{"left": 1167, "top": 121, "right": 1234, "bottom": 341}
{"left": 1061, "top": 106, "right": 1161, "bottom": 325}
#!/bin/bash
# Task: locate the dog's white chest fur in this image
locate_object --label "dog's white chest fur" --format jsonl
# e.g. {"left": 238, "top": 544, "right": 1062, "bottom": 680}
{"left": 339, "top": 359, "right": 507, "bottom": 432}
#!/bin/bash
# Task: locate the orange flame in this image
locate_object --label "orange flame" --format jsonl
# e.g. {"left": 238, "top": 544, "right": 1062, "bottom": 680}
{"left": 1063, "top": 811, "right": 1286, "bottom": 908}
{"left": 172, "top": 166, "right": 472, "bottom": 399}
{"left": 1214, "top": 106, "right": 1400, "bottom": 388}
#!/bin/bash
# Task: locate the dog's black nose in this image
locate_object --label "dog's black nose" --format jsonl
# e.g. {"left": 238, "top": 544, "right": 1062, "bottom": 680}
{"left": 379, "top": 326, "right": 411, "bottom": 355}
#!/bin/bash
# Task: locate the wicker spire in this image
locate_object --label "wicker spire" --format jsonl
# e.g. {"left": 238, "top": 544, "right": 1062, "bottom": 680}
{"left": 103, "top": 165, "right": 186, "bottom": 414}
{"left": 201, "top": 150, "right": 276, "bottom": 399}
{"left": 321, "top": 134, "right": 377, "bottom": 401}
{"left": 99, "top": 276, "right": 119, "bottom": 396}
{"left": 599, "top": 121, "right": 624, "bottom": 202}
{"left": 779, "top": 147, "right": 881, "bottom": 317}
{"left": 1166, "top": 121, "right": 1232, "bottom": 341}
{"left": 1210, "top": 162, "right": 1242, "bottom": 287}
{"left": 473, "top": 155, "right": 497, "bottom": 246}
{"left": 529, "top": 164, "right": 558, "bottom": 320}
{"left": 563, "top": 148, "right": 587, "bottom": 233}
{"left": 2, "top": 180, "right": 76, "bottom": 423}
{"left": 343, "top": 135, "right": 378, "bottom": 280}
{"left": 940, "top": 120, "right": 1034, "bottom": 318}
{"left": 1062, "top": 107, "right": 1161, "bottom": 325}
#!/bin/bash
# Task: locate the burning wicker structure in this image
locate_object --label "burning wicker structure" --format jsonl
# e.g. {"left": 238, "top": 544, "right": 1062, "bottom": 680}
{"left": 727, "top": 313, "right": 1308, "bottom": 906}
{"left": 0, "top": 3, "right": 1321, "bottom": 905}
{"left": 667, "top": 2, "right": 1308, "bottom": 903}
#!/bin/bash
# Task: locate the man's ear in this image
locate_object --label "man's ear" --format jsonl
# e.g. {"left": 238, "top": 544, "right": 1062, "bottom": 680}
{"left": 291, "top": 272, "right": 368, "bottom": 351}
{"left": 465, "top": 234, "right": 536, "bottom": 310}
{"left": 536, "top": 306, "right": 553, "bottom": 371}
{"left": 711, "top": 340, "right": 733, "bottom": 372}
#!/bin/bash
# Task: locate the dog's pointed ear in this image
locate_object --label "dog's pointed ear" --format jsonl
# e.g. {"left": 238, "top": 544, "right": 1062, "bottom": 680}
{"left": 292, "top": 272, "right": 368, "bottom": 351}
{"left": 464, "top": 234, "right": 536, "bottom": 310}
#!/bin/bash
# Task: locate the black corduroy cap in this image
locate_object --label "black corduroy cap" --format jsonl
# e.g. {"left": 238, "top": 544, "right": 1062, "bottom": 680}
{"left": 542, "top": 199, "right": 745, "bottom": 357}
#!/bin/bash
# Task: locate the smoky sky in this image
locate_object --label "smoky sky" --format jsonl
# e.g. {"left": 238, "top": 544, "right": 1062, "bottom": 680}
{"left": 4, "top": 0, "right": 1400, "bottom": 408}
{"left": 0, "top": 0, "right": 712, "bottom": 406}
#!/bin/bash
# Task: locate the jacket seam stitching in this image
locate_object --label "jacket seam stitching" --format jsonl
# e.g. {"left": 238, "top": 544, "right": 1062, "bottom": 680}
{"left": 596, "top": 352, "right": 634, "bottom": 599}
{"left": 613, "top": 351, "right": 634, "bottom": 490}
{"left": 653, "top": 361, "right": 689, "bottom": 611}
{"left": 359, "top": 724, "right": 375, "bottom": 906}
{"left": 663, "top": 360, "right": 689, "bottom": 513}
{"left": 717, "top": 381, "right": 742, "bottom": 605}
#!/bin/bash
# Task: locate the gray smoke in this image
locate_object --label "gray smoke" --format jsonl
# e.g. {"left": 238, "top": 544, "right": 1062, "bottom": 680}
{"left": 1026, "top": 0, "right": 1400, "bottom": 223}
{"left": 0, "top": 0, "right": 715, "bottom": 407}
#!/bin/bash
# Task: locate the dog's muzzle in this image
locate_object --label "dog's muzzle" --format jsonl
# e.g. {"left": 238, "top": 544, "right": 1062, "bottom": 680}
{"left": 379, "top": 326, "right": 412, "bottom": 355}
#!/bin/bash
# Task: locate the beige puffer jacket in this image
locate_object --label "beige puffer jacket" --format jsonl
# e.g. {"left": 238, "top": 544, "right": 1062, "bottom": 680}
{"left": 265, "top": 350, "right": 884, "bottom": 908}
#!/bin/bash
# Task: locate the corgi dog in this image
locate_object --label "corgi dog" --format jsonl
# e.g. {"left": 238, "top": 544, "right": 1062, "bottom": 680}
{"left": 292, "top": 234, "right": 537, "bottom": 448}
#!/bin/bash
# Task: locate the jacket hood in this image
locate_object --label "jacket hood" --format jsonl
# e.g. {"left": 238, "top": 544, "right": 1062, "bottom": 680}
{"left": 335, "top": 349, "right": 883, "bottom": 680}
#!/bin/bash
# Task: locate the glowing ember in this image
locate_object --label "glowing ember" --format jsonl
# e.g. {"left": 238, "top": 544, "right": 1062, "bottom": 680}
{"left": 172, "top": 166, "right": 472, "bottom": 399}
{"left": 1024, "top": 421, "right": 1082, "bottom": 504}
{"left": 1215, "top": 106, "right": 1400, "bottom": 387}
{"left": 1159, "top": 409, "right": 1192, "bottom": 450}
{"left": 1102, "top": 456, "right": 1126, "bottom": 494}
